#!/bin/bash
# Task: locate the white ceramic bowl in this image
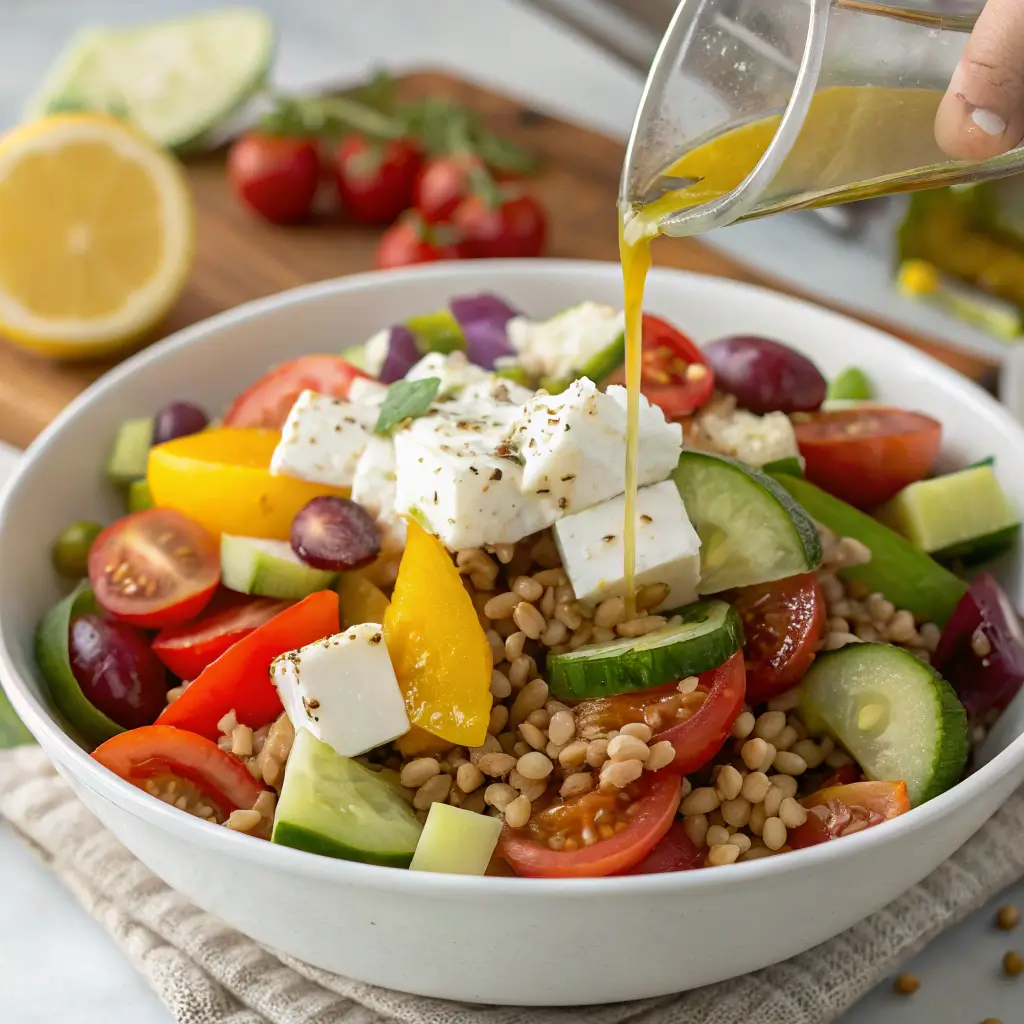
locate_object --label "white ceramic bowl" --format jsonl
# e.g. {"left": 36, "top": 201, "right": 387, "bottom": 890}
{"left": 2, "top": 260, "right": 1023, "bottom": 1007}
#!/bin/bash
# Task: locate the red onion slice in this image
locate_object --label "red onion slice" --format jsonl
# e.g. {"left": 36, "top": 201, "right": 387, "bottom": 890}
{"left": 450, "top": 293, "right": 519, "bottom": 369}
{"left": 932, "top": 572, "right": 1024, "bottom": 719}
{"left": 379, "top": 326, "right": 420, "bottom": 384}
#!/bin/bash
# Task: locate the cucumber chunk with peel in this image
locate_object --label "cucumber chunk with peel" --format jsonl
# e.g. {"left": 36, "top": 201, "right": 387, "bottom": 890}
{"left": 221, "top": 535, "right": 337, "bottom": 599}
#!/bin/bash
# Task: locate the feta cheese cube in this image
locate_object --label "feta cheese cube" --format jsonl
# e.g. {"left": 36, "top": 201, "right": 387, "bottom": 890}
{"left": 507, "top": 301, "right": 625, "bottom": 382}
{"left": 405, "top": 351, "right": 490, "bottom": 399}
{"left": 270, "top": 390, "right": 378, "bottom": 487}
{"left": 697, "top": 408, "right": 799, "bottom": 468}
{"left": 351, "top": 434, "right": 405, "bottom": 582}
{"left": 554, "top": 480, "right": 701, "bottom": 611}
{"left": 505, "top": 378, "right": 682, "bottom": 513}
{"left": 271, "top": 622, "right": 410, "bottom": 758}
{"left": 347, "top": 376, "right": 389, "bottom": 406}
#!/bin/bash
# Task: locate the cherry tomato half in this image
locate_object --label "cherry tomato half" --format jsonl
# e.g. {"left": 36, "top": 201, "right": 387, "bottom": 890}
{"left": 498, "top": 770, "right": 681, "bottom": 878}
{"left": 374, "top": 215, "right": 461, "bottom": 270}
{"left": 224, "top": 355, "right": 369, "bottom": 430}
{"left": 451, "top": 192, "right": 547, "bottom": 259}
{"left": 151, "top": 592, "right": 292, "bottom": 680}
{"left": 624, "top": 820, "right": 703, "bottom": 874}
{"left": 227, "top": 132, "right": 320, "bottom": 224}
{"left": 731, "top": 573, "right": 825, "bottom": 706}
{"left": 88, "top": 509, "right": 220, "bottom": 629}
{"left": 335, "top": 134, "right": 422, "bottom": 225}
{"left": 608, "top": 314, "right": 714, "bottom": 419}
{"left": 414, "top": 153, "right": 482, "bottom": 223}
{"left": 788, "top": 781, "right": 910, "bottom": 849}
{"left": 92, "top": 725, "right": 264, "bottom": 822}
{"left": 793, "top": 408, "right": 942, "bottom": 508}
{"left": 573, "top": 651, "right": 746, "bottom": 775}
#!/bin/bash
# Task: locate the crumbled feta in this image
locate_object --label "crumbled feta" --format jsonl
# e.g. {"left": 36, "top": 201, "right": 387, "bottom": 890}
{"left": 554, "top": 480, "right": 701, "bottom": 611}
{"left": 405, "top": 351, "right": 490, "bottom": 399}
{"left": 504, "top": 377, "right": 682, "bottom": 513}
{"left": 271, "top": 623, "right": 410, "bottom": 758}
{"left": 697, "top": 408, "right": 800, "bottom": 468}
{"left": 351, "top": 434, "right": 405, "bottom": 583}
{"left": 507, "top": 302, "right": 625, "bottom": 382}
{"left": 269, "top": 390, "right": 378, "bottom": 487}
{"left": 348, "top": 376, "right": 389, "bottom": 406}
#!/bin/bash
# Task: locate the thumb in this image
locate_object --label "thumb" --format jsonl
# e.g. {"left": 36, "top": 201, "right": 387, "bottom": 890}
{"left": 935, "top": 0, "right": 1024, "bottom": 160}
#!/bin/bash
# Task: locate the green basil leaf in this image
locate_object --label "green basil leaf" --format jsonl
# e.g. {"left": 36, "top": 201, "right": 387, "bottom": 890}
{"left": 35, "top": 581, "right": 124, "bottom": 748}
{"left": 375, "top": 377, "right": 441, "bottom": 433}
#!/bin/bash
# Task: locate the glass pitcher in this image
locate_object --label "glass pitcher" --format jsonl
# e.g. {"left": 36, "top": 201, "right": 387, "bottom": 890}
{"left": 620, "top": 0, "right": 1024, "bottom": 239}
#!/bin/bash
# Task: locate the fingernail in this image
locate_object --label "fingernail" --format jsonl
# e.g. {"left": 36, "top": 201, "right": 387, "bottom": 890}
{"left": 969, "top": 106, "right": 1007, "bottom": 136}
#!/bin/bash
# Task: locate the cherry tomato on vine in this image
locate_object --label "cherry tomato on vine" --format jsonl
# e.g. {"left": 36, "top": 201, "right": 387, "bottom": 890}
{"left": 335, "top": 134, "right": 422, "bottom": 225}
{"left": 451, "top": 192, "right": 547, "bottom": 258}
{"left": 374, "top": 214, "right": 461, "bottom": 270}
{"left": 227, "top": 133, "right": 321, "bottom": 224}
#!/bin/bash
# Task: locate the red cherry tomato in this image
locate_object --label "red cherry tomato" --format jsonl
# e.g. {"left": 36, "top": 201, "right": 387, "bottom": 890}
{"left": 151, "top": 592, "right": 292, "bottom": 680}
{"left": 92, "top": 725, "right": 264, "bottom": 821}
{"left": 451, "top": 192, "right": 547, "bottom": 258}
{"left": 607, "top": 314, "right": 714, "bottom": 419}
{"left": 730, "top": 574, "right": 825, "bottom": 706}
{"left": 793, "top": 408, "right": 942, "bottom": 508}
{"left": 157, "top": 590, "right": 339, "bottom": 738}
{"left": 335, "top": 134, "right": 422, "bottom": 225}
{"left": 624, "top": 820, "right": 703, "bottom": 874}
{"left": 88, "top": 509, "right": 220, "bottom": 629}
{"left": 788, "top": 781, "right": 910, "bottom": 849}
{"left": 497, "top": 770, "right": 681, "bottom": 878}
{"left": 224, "top": 355, "right": 369, "bottom": 430}
{"left": 374, "top": 215, "right": 461, "bottom": 270}
{"left": 227, "top": 132, "right": 320, "bottom": 224}
{"left": 573, "top": 651, "right": 746, "bottom": 776}
{"left": 414, "top": 153, "right": 482, "bottom": 223}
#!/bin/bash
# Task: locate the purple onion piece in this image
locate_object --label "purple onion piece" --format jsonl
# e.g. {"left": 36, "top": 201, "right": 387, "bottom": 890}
{"left": 450, "top": 292, "right": 519, "bottom": 369}
{"left": 379, "top": 325, "right": 421, "bottom": 384}
{"left": 932, "top": 572, "right": 1024, "bottom": 720}
{"left": 291, "top": 496, "right": 381, "bottom": 571}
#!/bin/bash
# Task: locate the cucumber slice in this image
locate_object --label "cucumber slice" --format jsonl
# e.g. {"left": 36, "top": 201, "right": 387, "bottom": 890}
{"left": 26, "top": 10, "right": 275, "bottom": 152}
{"left": 272, "top": 729, "right": 422, "bottom": 867}
{"left": 773, "top": 474, "right": 969, "bottom": 626}
{"left": 406, "top": 310, "right": 465, "bottom": 355}
{"left": 672, "top": 451, "right": 821, "bottom": 593}
{"left": 221, "top": 535, "right": 337, "bottom": 599}
{"left": 340, "top": 344, "right": 369, "bottom": 372}
{"left": 966, "top": 456, "right": 995, "bottom": 470}
{"left": 547, "top": 599, "right": 743, "bottom": 700}
{"left": 761, "top": 456, "right": 804, "bottom": 478}
{"left": 541, "top": 332, "right": 626, "bottom": 394}
{"left": 126, "top": 479, "right": 153, "bottom": 513}
{"left": 877, "top": 465, "right": 1021, "bottom": 567}
{"left": 107, "top": 417, "right": 153, "bottom": 484}
{"left": 798, "top": 643, "right": 968, "bottom": 806}
{"left": 410, "top": 802, "right": 503, "bottom": 875}
{"left": 827, "top": 367, "right": 873, "bottom": 402}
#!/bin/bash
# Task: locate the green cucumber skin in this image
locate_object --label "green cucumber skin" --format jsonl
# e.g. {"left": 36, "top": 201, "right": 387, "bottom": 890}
{"left": 934, "top": 523, "right": 1021, "bottom": 567}
{"left": 800, "top": 644, "right": 968, "bottom": 806}
{"left": 675, "top": 451, "right": 822, "bottom": 592}
{"left": 761, "top": 456, "right": 804, "bottom": 478}
{"left": 271, "top": 820, "right": 414, "bottom": 868}
{"left": 540, "top": 333, "right": 626, "bottom": 395}
{"left": 546, "top": 600, "right": 744, "bottom": 700}
{"left": 774, "top": 474, "right": 967, "bottom": 626}
{"left": 35, "top": 582, "right": 124, "bottom": 748}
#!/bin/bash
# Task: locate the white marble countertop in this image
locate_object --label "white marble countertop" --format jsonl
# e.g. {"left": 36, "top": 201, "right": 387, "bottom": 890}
{"left": 1, "top": 3, "right": 1022, "bottom": 1021}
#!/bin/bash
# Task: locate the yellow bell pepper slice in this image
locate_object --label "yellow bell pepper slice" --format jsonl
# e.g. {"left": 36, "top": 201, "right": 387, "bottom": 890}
{"left": 384, "top": 521, "right": 491, "bottom": 748}
{"left": 397, "top": 726, "right": 454, "bottom": 759}
{"left": 147, "top": 427, "right": 345, "bottom": 540}
{"left": 337, "top": 572, "right": 390, "bottom": 630}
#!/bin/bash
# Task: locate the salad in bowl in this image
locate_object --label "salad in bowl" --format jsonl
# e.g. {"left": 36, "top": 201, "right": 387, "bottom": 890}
{"left": 31, "top": 283, "right": 1024, "bottom": 881}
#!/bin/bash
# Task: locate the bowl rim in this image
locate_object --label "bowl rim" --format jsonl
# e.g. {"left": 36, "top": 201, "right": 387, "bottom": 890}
{"left": 2, "top": 257, "right": 1022, "bottom": 897}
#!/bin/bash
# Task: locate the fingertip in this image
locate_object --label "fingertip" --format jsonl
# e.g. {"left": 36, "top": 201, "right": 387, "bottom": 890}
{"left": 935, "top": 88, "right": 1016, "bottom": 161}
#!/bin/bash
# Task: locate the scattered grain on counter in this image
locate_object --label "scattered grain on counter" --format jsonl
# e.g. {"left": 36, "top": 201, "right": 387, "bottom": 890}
{"left": 893, "top": 973, "right": 920, "bottom": 995}
{"left": 996, "top": 905, "right": 1021, "bottom": 931}
{"left": 1002, "top": 950, "right": 1024, "bottom": 977}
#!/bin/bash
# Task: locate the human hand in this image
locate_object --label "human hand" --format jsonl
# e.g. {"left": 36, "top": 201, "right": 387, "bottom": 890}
{"left": 935, "top": 0, "right": 1024, "bottom": 159}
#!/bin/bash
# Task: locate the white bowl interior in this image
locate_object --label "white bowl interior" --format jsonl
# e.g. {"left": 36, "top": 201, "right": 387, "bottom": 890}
{"left": 1, "top": 260, "right": 1024, "bottom": 1004}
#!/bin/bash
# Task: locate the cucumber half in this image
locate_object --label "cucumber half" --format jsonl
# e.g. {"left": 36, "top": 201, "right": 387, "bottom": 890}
{"left": 673, "top": 451, "right": 821, "bottom": 594}
{"left": 546, "top": 599, "right": 743, "bottom": 700}
{"left": 27, "top": 10, "right": 275, "bottom": 152}
{"left": 221, "top": 535, "right": 337, "bottom": 599}
{"left": 272, "top": 729, "right": 422, "bottom": 867}
{"left": 798, "top": 643, "right": 968, "bottom": 806}
{"left": 107, "top": 417, "right": 153, "bottom": 484}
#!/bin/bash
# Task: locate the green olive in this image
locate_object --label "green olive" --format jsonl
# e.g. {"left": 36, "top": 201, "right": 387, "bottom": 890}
{"left": 51, "top": 521, "right": 104, "bottom": 578}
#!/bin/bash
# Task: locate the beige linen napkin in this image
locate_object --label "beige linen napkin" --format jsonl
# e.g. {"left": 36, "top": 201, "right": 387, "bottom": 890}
{"left": 3, "top": 744, "right": 1024, "bottom": 1024}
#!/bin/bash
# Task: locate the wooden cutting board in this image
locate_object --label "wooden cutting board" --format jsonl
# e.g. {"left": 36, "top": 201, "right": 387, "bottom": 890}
{"left": 0, "top": 70, "right": 998, "bottom": 449}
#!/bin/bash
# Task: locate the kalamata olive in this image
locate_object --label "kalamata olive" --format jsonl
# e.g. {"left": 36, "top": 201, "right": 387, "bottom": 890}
{"left": 702, "top": 335, "right": 827, "bottom": 414}
{"left": 52, "top": 520, "right": 103, "bottom": 578}
{"left": 153, "top": 401, "right": 209, "bottom": 445}
{"left": 69, "top": 614, "right": 168, "bottom": 729}
{"left": 291, "top": 496, "right": 381, "bottom": 571}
